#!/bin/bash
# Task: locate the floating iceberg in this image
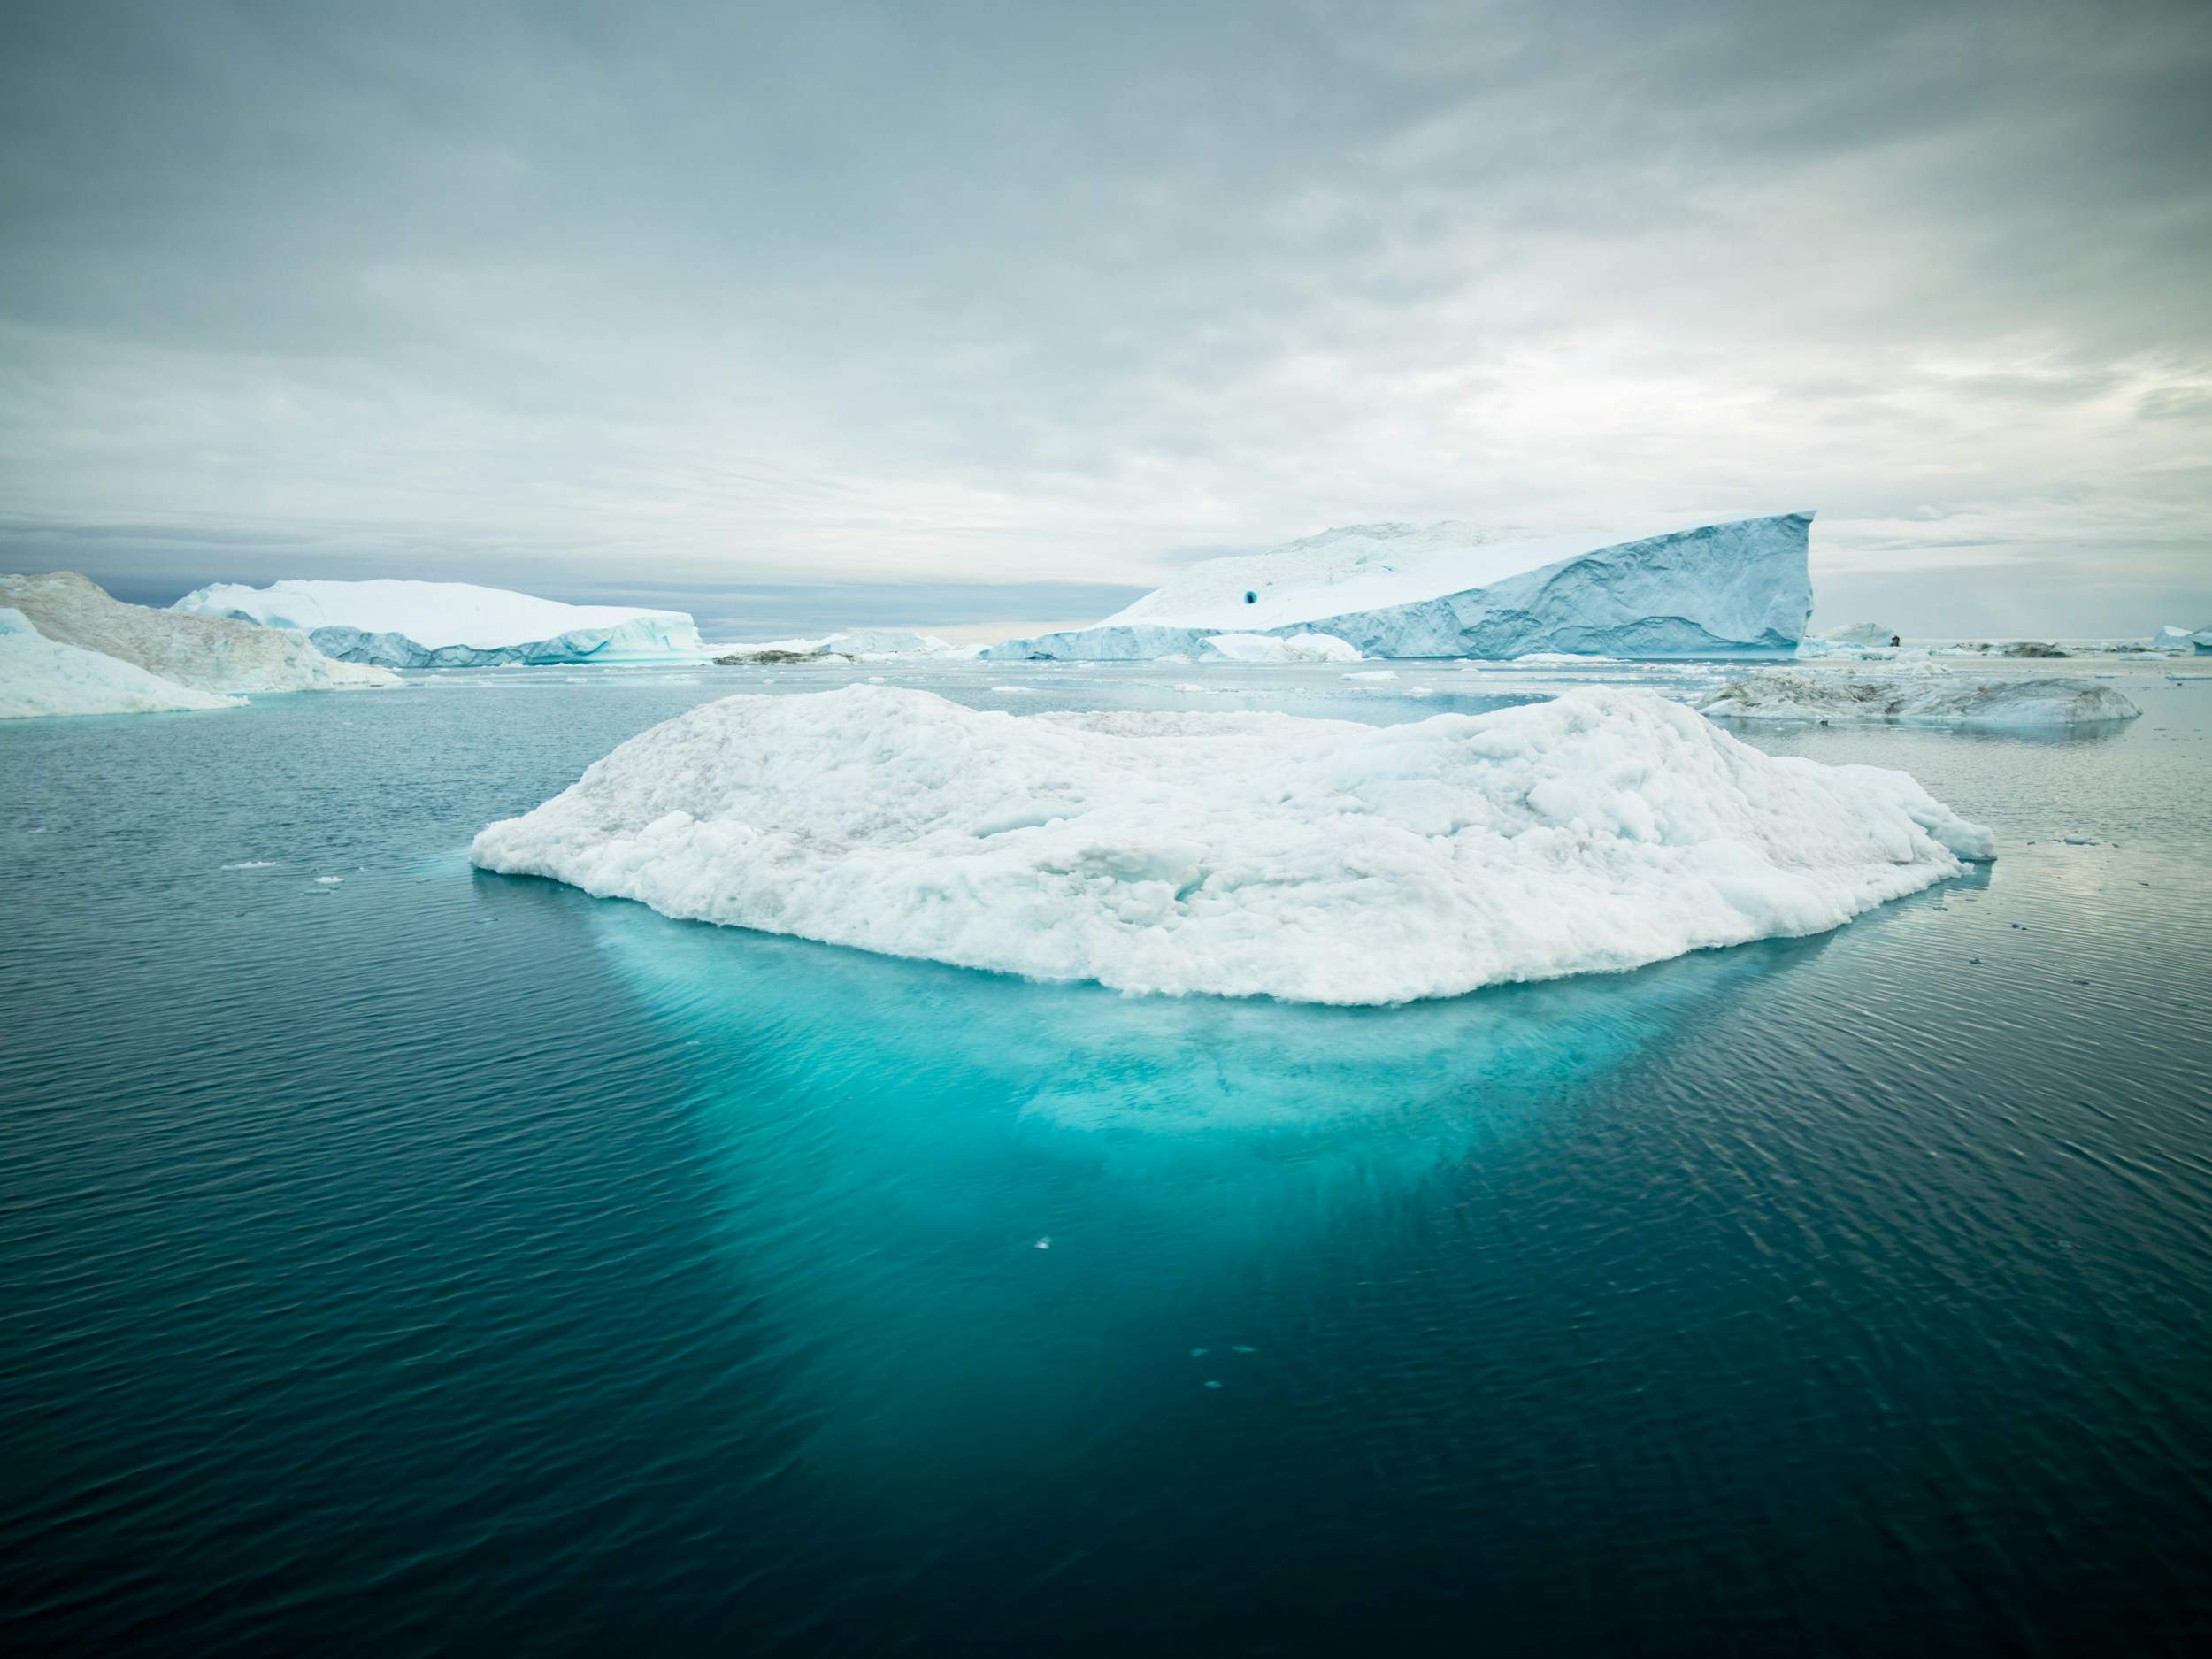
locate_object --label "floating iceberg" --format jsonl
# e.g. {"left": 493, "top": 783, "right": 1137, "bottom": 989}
{"left": 1198, "top": 632, "right": 1362, "bottom": 664}
{"left": 982, "top": 513, "right": 1813, "bottom": 662}
{"left": 172, "top": 578, "right": 708, "bottom": 668}
{"left": 471, "top": 684, "right": 1992, "bottom": 1005}
{"left": 1815, "top": 622, "right": 1899, "bottom": 648}
{"left": 2147, "top": 625, "right": 2212, "bottom": 654}
{"left": 714, "top": 628, "right": 974, "bottom": 664}
{"left": 1, "top": 606, "right": 242, "bottom": 718}
{"left": 1699, "top": 670, "right": 2139, "bottom": 726}
{"left": 1, "top": 572, "right": 398, "bottom": 694}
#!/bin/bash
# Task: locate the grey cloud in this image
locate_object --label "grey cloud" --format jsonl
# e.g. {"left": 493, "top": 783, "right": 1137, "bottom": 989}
{"left": 2, "top": 0, "right": 2208, "bottom": 634}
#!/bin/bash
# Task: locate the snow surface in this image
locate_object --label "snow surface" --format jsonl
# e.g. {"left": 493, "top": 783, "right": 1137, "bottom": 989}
{"left": 172, "top": 578, "right": 706, "bottom": 667}
{"left": 470, "top": 683, "right": 1993, "bottom": 1005}
{"left": 1699, "top": 670, "right": 2140, "bottom": 726}
{"left": 0, "top": 607, "right": 242, "bottom": 718}
{"left": 983, "top": 513, "right": 1814, "bottom": 662}
{"left": 1, "top": 572, "right": 397, "bottom": 694}
{"left": 1199, "top": 632, "right": 1361, "bottom": 664}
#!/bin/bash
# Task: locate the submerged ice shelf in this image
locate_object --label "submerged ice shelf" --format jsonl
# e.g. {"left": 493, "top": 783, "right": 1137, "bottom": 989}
{"left": 471, "top": 684, "right": 1993, "bottom": 1004}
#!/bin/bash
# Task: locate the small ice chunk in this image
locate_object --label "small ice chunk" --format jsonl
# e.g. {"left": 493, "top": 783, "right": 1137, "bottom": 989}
{"left": 314, "top": 876, "right": 343, "bottom": 886}
{"left": 1033, "top": 1236, "right": 1051, "bottom": 1250}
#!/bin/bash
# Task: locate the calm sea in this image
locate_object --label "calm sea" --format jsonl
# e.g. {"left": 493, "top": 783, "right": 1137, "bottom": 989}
{"left": 4, "top": 661, "right": 2209, "bottom": 1655}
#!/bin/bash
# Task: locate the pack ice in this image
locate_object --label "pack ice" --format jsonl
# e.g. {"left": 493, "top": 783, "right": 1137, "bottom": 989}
{"left": 470, "top": 684, "right": 1992, "bottom": 1004}
{"left": 1, "top": 572, "right": 398, "bottom": 694}
{"left": 982, "top": 512, "right": 1813, "bottom": 662}
{"left": 172, "top": 578, "right": 708, "bottom": 668}
{"left": 1, "top": 607, "right": 242, "bottom": 718}
{"left": 1700, "top": 670, "right": 2141, "bottom": 726}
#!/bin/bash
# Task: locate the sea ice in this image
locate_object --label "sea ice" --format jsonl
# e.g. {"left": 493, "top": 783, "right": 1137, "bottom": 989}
{"left": 172, "top": 578, "right": 707, "bottom": 668}
{"left": 471, "top": 684, "right": 1993, "bottom": 1004}
{"left": 1, "top": 607, "right": 243, "bottom": 718}
{"left": 982, "top": 513, "right": 1813, "bottom": 661}
{"left": 1, "top": 572, "right": 398, "bottom": 694}
{"left": 1699, "top": 670, "right": 2140, "bottom": 726}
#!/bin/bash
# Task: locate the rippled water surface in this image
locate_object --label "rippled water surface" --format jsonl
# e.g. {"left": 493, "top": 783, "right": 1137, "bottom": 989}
{"left": 4, "top": 661, "right": 2210, "bottom": 1655}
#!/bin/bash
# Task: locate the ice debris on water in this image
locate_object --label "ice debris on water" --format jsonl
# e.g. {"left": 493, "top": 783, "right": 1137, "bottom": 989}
{"left": 314, "top": 876, "right": 343, "bottom": 886}
{"left": 1033, "top": 1236, "right": 1051, "bottom": 1250}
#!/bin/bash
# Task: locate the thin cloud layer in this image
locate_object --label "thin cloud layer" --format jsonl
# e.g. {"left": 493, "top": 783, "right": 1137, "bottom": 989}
{"left": 2, "top": 0, "right": 2207, "bottom": 633}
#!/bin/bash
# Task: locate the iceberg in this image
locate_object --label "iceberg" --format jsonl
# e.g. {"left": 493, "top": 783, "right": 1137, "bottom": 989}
{"left": 1198, "top": 632, "right": 1362, "bottom": 664}
{"left": 2147, "top": 625, "right": 2212, "bottom": 654}
{"left": 715, "top": 629, "right": 976, "bottom": 664}
{"left": 1, "top": 572, "right": 398, "bottom": 694}
{"left": 1, "top": 606, "right": 242, "bottom": 718}
{"left": 471, "top": 683, "right": 1992, "bottom": 1005}
{"left": 171, "top": 578, "right": 708, "bottom": 668}
{"left": 982, "top": 512, "right": 1813, "bottom": 662}
{"left": 1698, "top": 669, "right": 2140, "bottom": 726}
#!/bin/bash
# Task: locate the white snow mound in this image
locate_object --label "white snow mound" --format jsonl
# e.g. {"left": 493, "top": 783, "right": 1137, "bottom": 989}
{"left": 1, "top": 607, "right": 242, "bottom": 718}
{"left": 1699, "top": 670, "right": 2139, "bottom": 726}
{"left": 471, "top": 684, "right": 1994, "bottom": 1004}
{"left": 0, "top": 572, "right": 398, "bottom": 693}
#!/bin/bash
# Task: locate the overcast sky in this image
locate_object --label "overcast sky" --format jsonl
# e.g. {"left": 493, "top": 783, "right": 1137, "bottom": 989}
{"left": 3, "top": 0, "right": 2207, "bottom": 637}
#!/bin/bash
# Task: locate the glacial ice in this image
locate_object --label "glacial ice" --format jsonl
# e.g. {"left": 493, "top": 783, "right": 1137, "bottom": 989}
{"left": 2147, "top": 625, "right": 2212, "bottom": 654}
{"left": 1, "top": 572, "right": 398, "bottom": 694}
{"left": 1, "top": 607, "right": 243, "bottom": 718}
{"left": 470, "top": 683, "right": 1993, "bottom": 1005}
{"left": 172, "top": 578, "right": 708, "bottom": 668}
{"left": 982, "top": 513, "right": 1813, "bottom": 662}
{"left": 1198, "top": 632, "right": 1362, "bottom": 664}
{"left": 714, "top": 629, "right": 975, "bottom": 664}
{"left": 1699, "top": 670, "right": 2140, "bottom": 726}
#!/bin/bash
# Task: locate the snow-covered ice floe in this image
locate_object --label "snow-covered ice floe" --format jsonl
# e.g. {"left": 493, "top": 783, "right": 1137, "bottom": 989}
{"left": 471, "top": 684, "right": 1993, "bottom": 1005}
{"left": 1, "top": 572, "right": 398, "bottom": 694}
{"left": 1, "top": 606, "right": 243, "bottom": 718}
{"left": 1698, "top": 670, "right": 2140, "bottom": 727}
{"left": 981, "top": 512, "right": 1813, "bottom": 662}
{"left": 172, "top": 578, "right": 707, "bottom": 668}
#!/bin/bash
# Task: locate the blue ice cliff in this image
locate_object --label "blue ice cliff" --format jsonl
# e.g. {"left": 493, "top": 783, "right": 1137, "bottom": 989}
{"left": 983, "top": 512, "right": 1814, "bottom": 661}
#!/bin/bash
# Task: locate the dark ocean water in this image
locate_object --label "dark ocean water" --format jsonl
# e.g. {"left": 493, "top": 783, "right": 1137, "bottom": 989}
{"left": 4, "top": 663, "right": 2210, "bottom": 1655}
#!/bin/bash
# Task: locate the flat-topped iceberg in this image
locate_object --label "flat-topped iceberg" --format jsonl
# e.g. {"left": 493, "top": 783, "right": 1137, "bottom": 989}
{"left": 1, "top": 572, "right": 397, "bottom": 694}
{"left": 1, "top": 606, "right": 242, "bottom": 718}
{"left": 172, "top": 578, "right": 707, "bottom": 668}
{"left": 983, "top": 512, "right": 1813, "bottom": 662}
{"left": 1699, "top": 670, "right": 2139, "bottom": 726}
{"left": 471, "top": 684, "right": 1991, "bottom": 1004}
